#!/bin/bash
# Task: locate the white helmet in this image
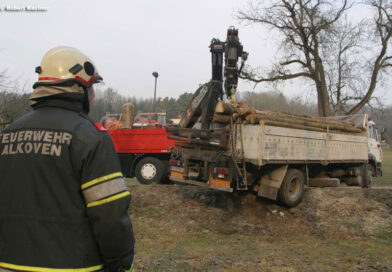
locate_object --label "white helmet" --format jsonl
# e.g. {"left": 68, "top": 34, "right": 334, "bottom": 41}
{"left": 33, "top": 46, "right": 103, "bottom": 89}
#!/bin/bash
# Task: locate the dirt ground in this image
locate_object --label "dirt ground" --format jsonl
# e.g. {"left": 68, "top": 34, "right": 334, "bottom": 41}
{"left": 128, "top": 183, "right": 392, "bottom": 272}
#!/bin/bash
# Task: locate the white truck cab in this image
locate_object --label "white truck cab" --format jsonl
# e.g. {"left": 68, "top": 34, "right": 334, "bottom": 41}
{"left": 368, "top": 120, "right": 383, "bottom": 177}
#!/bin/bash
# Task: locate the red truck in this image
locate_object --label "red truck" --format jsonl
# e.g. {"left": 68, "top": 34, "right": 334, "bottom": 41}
{"left": 97, "top": 112, "right": 179, "bottom": 184}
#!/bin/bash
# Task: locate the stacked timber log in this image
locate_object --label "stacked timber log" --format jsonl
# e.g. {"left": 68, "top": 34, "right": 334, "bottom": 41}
{"left": 213, "top": 101, "right": 365, "bottom": 134}
{"left": 211, "top": 101, "right": 237, "bottom": 124}
{"left": 121, "top": 103, "right": 135, "bottom": 128}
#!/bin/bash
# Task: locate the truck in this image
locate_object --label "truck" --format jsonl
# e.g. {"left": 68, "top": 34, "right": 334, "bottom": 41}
{"left": 168, "top": 112, "right": 383, "bottom": 207}
{"left": 99, "top": 109, "right": 178, "bottom": 184}
{"left": 167, "top": 27, "right": 383, "bottom": 207}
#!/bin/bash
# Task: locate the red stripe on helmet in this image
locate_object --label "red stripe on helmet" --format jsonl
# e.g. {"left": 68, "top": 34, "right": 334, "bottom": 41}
{"left": 75, "top": 73, "right": 99, "bottom": 85}
{"left": 38, "top": 73, "right": 99, "bottom": 86}
{"left": 38, "top": 77, "right": 63, "bottom": 81}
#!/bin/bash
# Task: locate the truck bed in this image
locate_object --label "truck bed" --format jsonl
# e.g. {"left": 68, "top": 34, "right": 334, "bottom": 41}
{"left": 107, "top": 127, "right": 176, "bottom": 154}
{"left": 236, "top": 124, "right": 368, "bottom": 166}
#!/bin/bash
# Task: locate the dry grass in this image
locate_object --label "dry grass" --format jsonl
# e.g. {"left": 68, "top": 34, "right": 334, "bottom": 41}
{"left": 374, "top": 147, "right": 392, "bottom": 186}
{"left": 132, "top": 231, "right": 392, "bottom": 272}
{"left": 125, "top": 146, "right": 392, "bottom": 271}
{"left": 128, "top": 183, "right": 392, "bottom": 272}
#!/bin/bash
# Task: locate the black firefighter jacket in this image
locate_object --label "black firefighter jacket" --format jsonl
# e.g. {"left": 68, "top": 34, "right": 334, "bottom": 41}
{"left": 0, "top": 99, "right": 135, "bottom": 272}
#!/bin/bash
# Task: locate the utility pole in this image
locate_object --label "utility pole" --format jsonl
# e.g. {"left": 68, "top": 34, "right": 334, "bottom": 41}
{"left": 152, "top": 71, "right": 159, "bottom": 120}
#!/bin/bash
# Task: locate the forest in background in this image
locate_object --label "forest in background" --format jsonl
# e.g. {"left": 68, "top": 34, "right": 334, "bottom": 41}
{"left": 1, "top": 86, "right": 391, "bottom": 144}
{"left": 0, "top": 86, "right": 318, "bottom": 125}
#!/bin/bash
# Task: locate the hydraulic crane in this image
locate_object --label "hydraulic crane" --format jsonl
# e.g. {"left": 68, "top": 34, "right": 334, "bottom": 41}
{"left": 178, "top": 27, "right": 248, "bottom": 130}
{"left": 167, "top": 27, "right": 249, "bottom": 192}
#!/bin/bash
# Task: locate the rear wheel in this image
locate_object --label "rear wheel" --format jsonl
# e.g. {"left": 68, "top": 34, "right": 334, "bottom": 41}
{"left": 278, "top": 169, "right": 305, "bottom": 207}
{"left": 361, "top": 164, "right": 372, "bottom": 188}
{"left": 369, "top": 163, "right": 376, "bottom": 177}
{"left": 135, "top": 157, "right": 166, "bottom": 184}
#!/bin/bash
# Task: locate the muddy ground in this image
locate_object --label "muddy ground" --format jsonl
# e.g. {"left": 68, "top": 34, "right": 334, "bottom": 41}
{"left": 128, "top": 183, "right": 392, "bottom": 272}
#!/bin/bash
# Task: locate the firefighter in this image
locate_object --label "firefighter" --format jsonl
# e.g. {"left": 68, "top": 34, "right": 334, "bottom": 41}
{"left": 0, "top": 46, "right": 135, "bottom": 272}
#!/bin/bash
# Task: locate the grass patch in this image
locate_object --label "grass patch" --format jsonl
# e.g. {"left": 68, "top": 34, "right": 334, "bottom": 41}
{"left": 376, "top": 226, "right": 392, "bottom": 243}
{"left": 374, "top": 147, "right": 392, "bottom": 186}
{"left": 133, "top": 231, "right": 392, "bottom": 271}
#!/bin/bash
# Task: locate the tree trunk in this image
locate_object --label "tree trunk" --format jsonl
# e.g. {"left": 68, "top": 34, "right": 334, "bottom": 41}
{"left": 314, "top": 48, "right": 333, "bottom": 117}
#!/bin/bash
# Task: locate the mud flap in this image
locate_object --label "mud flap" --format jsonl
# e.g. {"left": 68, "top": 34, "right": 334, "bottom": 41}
{"left": 258, "top": 165, "right": 288, "bottom": 200}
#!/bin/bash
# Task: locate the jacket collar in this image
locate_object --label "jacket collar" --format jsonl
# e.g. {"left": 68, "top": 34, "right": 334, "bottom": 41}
{"left": 32, "top": 98, "right": 86, "bottom": 115}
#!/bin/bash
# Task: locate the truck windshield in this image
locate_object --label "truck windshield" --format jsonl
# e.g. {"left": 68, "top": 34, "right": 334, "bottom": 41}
{"left": 369, "top": 126, "right": 378, "bottom": 141}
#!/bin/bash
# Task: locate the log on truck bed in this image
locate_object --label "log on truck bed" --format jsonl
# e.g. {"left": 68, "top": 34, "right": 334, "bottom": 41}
{"left": 213, "top": 102, "right": 367, "bottom": 135}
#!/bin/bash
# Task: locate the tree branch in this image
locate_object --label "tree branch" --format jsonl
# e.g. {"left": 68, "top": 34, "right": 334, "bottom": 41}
{"left": 280, "top": 59, "right": 308, "bottom": 67}
{"left": 240, "top": 70, "right": 313, "bottom": 83}
{"left": 348, "top": 0, "right": 392, "bottom": 115}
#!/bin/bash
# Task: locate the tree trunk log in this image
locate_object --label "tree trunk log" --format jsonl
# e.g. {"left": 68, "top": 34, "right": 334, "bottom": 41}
{"left": 247, "top": 113, "right": 362, "bottom": 133}
{"left": 213, "top": 114, "right": 232, "bottom": 123}
{"left": 215, "top": 101, "right": 237, "bottom": 114}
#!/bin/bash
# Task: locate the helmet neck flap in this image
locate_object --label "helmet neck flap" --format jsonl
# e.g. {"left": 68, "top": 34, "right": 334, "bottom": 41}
{"left": 30, "top": 84, "right": 91, "bottom": 112}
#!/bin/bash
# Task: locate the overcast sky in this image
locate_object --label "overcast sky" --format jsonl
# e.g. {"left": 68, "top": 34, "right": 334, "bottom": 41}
{"left": 0, "top": 0, "right": 390, "bottom": 104}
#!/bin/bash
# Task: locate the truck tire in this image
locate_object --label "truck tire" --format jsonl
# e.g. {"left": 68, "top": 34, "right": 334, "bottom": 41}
{"left": 135, "top": 157, "right": 166, "bottom": 184}
{"left": 361, "top": 164, "right": 372, "bottom": 188}
{"left": 369, "top": 163, "right": 376, "bottom": 177}
{"left": 278, "top": 169, "right": 305, "bottom": 207}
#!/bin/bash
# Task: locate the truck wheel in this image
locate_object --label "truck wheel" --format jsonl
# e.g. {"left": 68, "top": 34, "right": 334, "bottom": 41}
{"left": 278, "top": 169, "right": 305, "bottom": 207}
{"left": 135, "top": 157, "right": 166, "bottom": 184}
{"left": 361, "top": 164, "right": 372, "bottom": 188}
{"left": 369, "top": 163, "right": 376, "bottom": 177}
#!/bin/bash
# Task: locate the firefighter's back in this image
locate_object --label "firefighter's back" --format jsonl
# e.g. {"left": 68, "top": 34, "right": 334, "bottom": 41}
{"left": 0, "top": 100, "right": 104, "bottom": 271}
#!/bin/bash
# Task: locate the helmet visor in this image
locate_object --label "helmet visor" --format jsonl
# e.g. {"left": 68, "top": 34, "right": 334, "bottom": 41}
{"left": 93, "top": 81, "right": 105, "bottom": 88}
{"left": 91, "top": 74, "right": 104, "bottom": 88}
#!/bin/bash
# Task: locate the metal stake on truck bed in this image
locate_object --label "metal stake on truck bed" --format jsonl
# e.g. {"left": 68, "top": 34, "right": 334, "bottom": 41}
{"left": 237, "top": 121, "right": 248, "bottom": 190}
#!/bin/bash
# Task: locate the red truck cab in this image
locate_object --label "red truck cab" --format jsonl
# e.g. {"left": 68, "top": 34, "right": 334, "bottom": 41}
{"left": 96, "top": 113, "right": 179, "bottom": 184}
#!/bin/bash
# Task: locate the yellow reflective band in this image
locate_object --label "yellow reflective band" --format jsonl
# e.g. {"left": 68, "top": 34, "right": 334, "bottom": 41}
{"left": 83, "top": 178, "right": 127, "bottom": 204}
{"left": 124, "top": 263, "right": 135, "bottom": 272}
{"left": 81, "top": 172, "right": 123, "bottom": 190}
{"left": 87, "top": 191, "right": 130, "bottom": 208}
{"left": 0, "top": 262, "right": 103, "bottom": 272}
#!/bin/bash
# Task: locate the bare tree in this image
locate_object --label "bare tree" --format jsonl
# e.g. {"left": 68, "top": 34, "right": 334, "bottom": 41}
{"left": 347, "top": 0, "right": 392, "bottom": 114}
{"left": 0, "top": 72, "right": 30, "bottom": 128}
{"left": 323, "top": 17, "right": 368, "bottom": 115}
{"left": 237, "top": 0, "right": 392, "bottom": 116}
{"left": 0, "top": 70, "right": 8, "bottom": 88}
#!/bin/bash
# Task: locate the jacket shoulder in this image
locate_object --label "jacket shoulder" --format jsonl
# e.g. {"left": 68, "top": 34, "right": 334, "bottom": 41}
{"left": 2, "top": 111, "right": 35, "bottom": 131}
{"left": 73, "top": 114, "right": 113, "bottom": 145}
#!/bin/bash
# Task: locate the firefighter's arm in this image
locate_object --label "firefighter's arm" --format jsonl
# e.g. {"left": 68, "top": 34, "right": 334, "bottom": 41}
{"left": 77, "top": 131, "right": 135, "bottom": 272}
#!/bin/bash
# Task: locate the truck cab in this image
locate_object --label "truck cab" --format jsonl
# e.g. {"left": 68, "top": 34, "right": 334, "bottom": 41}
{"left": 97, "top": 109, "right": 179, "bottom": 184}
{"left": 368, "top": 120, "right": 383, "bottom": 177}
